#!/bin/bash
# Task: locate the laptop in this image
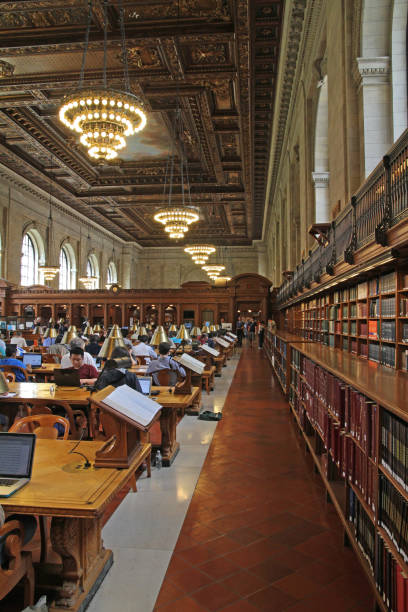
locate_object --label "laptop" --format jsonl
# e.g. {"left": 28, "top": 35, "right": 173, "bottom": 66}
{"left": 0, "top": 432, "right": 36, "bottom": 497}
{"left": 23, "top": 352, "right": 42, "bottom": 368}
{"left": 54, "top": 368, "right": 81, "bottom": 387}
{"left": 138, "top": 375, "right": 152, "bottom": 396}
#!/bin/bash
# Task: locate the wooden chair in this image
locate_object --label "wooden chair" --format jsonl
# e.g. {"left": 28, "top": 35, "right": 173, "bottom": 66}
{"left": 0, "top": 518, "right": 35, "bottom": 606}
{"left": 27, "top": 401, "right": 87, "bottom": 440}
{"left": 0, "top": 365, "right": 28, "bottom": 381}
{"left": 156, "top": 369, "right": 173, "bottom": 386}
{"left": 9, "top": 414, "right": 70, "bottom": 439}
{"left": 4, "top": 371, "right": 15, "bottom": 383}
{"left": 133, "top": 356, "right": 142, "bottom": 365}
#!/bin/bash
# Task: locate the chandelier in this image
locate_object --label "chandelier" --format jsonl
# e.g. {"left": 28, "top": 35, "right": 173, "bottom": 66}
{"left": 184, "top": 245, "right": 216, "bottom": 265}
{"left": 153, "top": 104, "right": 198, "bottom": 239}
{"left": 58, "top": 0, "right": 146, "bottom": 161}
{"left": 202, "top": 265, "right": 225, "bottom": 279}
{"left": 154, "top": 208, "right": 199, "bottom": 239}
{"left": 79, "top": 276, "right": 97, "bottom": 290}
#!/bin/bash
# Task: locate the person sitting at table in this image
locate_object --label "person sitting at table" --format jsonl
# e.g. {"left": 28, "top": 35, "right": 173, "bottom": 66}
{"left": 85, "top": 335, "right": 100, "bottom": 357}
{"left": 0, "top": 345, "right": 31, "bottom": 381}
{"left": 207, "top": 332, "right": 216, "bottom": 348}
{"left": 146, "top": 341, "right": 186, "bottom": 386}
{"left": 0, "top": 335, "right": 5, "bottom": 357}
{"left": 65, "top": 346, "right": 98, "bottom": 385}
{"left": 131, "top": 334, "right": 157, "bottom": 363}
{"left": 94, "top": 346, "right": 142, "bottom": 392}
{"left": 42, "top": 333, "right": 56, "bottom": 347}
{"left": 10, "top": 331, "right": 27, "bottom": 349}
{"left": 60, "top": 338, "right": 95, "bottom": 368}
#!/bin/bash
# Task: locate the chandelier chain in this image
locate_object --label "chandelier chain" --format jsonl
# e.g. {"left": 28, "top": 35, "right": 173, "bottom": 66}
{"left": 119, "top": 0, "right": 130, "bottom": 92}
{"left": 79, "top": 0, "right": 93, "bottom": 89}
{"left": 103, "top": 0, "right": 108, "bottom": 89}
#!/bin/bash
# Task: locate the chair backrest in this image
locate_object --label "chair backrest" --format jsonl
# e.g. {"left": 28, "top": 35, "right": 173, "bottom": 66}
{"left": 133, "top": 356, "right": 142, "bottom": 365}
{"left": 0, "top": 365, "right": 28, "bottom": 381}
{"left": 138, "top": 356, "right": 150, "bottom": 365}
{"left": 156, "top": 368, "right": 174, "bottom": 386}
{"left": 4, "top": 372, "right": 15, "bottom": 383}
{"left": 9, "top": 414, "right": 69, "bottom": 439}
{"left": 26, "top": 400, "right": 87, "bottom": 440}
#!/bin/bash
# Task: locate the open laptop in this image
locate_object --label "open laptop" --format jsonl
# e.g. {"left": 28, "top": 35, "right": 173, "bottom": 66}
{"left": 54, "top": 368, "right": 81, "bottom": 387}
{"left": 138, "top": 375, "right": 152, "bottom": 396}
{"left": 23, "top": 352, "right": 42, "bottom": 368}
{"left": 0, "top": 432, "right": 36, "bottom": 497}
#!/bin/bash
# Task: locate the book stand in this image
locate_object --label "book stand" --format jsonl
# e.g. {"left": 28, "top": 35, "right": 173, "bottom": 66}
{"left": 90, "top": 386, "right": 158, "bottom": 469}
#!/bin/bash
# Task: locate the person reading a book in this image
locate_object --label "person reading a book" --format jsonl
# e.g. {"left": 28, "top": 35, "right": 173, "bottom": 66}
{"left": 146, "top": 341, "right": 186, "bottom": 385}
{"left": 68, "top": 346, "right": 99, "bottom": 385}
{"left": 95, "top": 347, "right": 143, "bottom": 392}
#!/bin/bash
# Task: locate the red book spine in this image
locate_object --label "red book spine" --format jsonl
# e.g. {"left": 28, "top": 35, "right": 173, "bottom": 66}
{"left": 396, "top": 564, "right": 405, "bottom": 612}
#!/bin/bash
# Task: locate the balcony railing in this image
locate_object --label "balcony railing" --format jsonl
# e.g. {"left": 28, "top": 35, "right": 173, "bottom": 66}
{"left": 276, "top": 129, "right": 408, "bottom": 305}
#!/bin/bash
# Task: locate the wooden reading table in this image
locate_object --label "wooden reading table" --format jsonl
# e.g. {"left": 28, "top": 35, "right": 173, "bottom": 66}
{"left": 2, "top": 438, "right": 151, "bottom": 612}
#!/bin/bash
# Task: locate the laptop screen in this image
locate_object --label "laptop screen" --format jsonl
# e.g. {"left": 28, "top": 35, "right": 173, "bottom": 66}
{"left": 138, "top": 376, "right": 152, "bottom": 396}
{"left": 172, "top": 338, "right": 182, "bottom": 345}
{"left": 23, "top": 353, "right": 42, "bottom": 367}
{"left": 0, "top": 433, "right": 36, "bottom": 478}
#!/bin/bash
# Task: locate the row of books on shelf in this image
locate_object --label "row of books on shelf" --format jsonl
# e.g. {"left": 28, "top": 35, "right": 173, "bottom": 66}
{"left": 368, "top": 343, "right": 396, "bottom": 367}
{"left": 400, "top": 298, "right": 408, "bottom": 316}
{"left": 369, "top": 297, "right": 396, "bottom": 318}
{"left": 381, "top": 411, "right": 408, "bottom": 492}
{"left": 379, "top": 475, "right": 408, "bottom": 564}
{"left": 349, "top": 489, "right": 408, "bottom": 612}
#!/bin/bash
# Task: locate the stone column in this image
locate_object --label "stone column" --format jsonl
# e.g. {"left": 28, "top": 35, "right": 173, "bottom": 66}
{"left": 121, "top": 304, "right": 126, "bottom": 327}
{"left": 312, "top": 172, "right": 330, "bottom": 223}
{"left": 356, "top": 57, "right": 392, "bottom": 177}
{"left": 158, "top": 304, "right": 163, "bottom": 326}
{"left": 103, "top": 304, "right": 108, "bottom": 328}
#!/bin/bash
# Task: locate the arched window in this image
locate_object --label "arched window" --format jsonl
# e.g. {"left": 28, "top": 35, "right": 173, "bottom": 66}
{"left": 86, "top": 254, "right": 100, "bottom": 289}
{"left": 59, "top": 244, "right": 76, "bottom": 289}
{"left": 21, "top": 233, "right": 38, "bottom": 286}
{"left": 59, "top": 247, "right": 70, "bottom": 289}
{"left": 107, "top": 261, "right": 117, "bottom": 286}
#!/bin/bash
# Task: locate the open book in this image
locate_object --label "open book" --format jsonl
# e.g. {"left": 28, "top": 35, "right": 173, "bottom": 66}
{"left": 202, "top": 344, "right": 220, "bottom": 357}
{"left": 102, "top": 384, "right": 162, "bottom": 429}
{"left": 214, "top": 337, "right": 229, "bottom": 348}
{"left": 175, "top": 353, "right": 205, "bottom": 374}
{"left": 226, "top": 332, "right": 237, "bottom": 339}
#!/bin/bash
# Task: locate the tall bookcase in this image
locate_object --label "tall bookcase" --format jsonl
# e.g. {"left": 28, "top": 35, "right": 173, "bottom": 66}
{"left": 263, "top": 328, "right": 311, "bottom": 395}
{"left": 282, "top": 267, "right": 408, "bottom": 372}
{"left": 288, "top": 342, "right": 408, "bottom": 611}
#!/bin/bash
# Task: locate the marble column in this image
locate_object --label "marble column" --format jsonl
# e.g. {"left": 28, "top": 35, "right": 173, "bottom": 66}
{"left": 312, "top": 172, "right": 330, "bottom": 223}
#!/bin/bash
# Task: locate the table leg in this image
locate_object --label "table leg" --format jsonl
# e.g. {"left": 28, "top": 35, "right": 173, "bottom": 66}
{"left": 160, "top": 406, "right": 179, "bottom": 467}
{"left": 48, "top": 515, "right": 112, "bottom": 612}
{"left": 186, "top": 387, "right": 201, "bottom": 416}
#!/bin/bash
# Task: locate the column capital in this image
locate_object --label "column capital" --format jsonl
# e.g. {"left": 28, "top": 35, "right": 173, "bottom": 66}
{"left": 355, "top": 56, "right": 390, "bottom": 87}
{"left": 312, "top": 171, "right": 330, "bottom": 187}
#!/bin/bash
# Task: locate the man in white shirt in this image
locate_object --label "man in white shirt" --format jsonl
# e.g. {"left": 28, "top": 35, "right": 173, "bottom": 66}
{"left": 10, "top": 331, "right": 27, "bottom": 348}
{"left": 61, "top": 338, "right": 95, "bottom": 368}
{"left": 131, "top": 335, "right": 157, "bottom": 362}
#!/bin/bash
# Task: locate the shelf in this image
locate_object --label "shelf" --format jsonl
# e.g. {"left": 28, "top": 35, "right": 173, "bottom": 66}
{"left": 348, "top": 480, "right": 376, "bottom": 524}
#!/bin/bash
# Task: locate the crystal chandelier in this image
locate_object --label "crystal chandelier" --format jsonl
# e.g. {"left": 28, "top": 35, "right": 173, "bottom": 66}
{"left": 153, "top": 106, "right": 198, "bottom": 239}
{"left": 202, "top": 265, "right": 225, "bottom": 279}
{"left": 58, "top": 0, "right": 146, "bottom": 161}
{"left": 184, "top": 245, "right": 216, "bottom": 265}
{"left": 154, "top": 208, "right": 199, "bottom": 239}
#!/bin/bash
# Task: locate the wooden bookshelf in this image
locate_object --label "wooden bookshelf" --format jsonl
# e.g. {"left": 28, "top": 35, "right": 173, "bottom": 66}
{"left": 263, "top": 329, "right": 310, "bottom": 395}
{"left": 280, "top": 267, "right": 408, "bottom": 372}
{"left": 287, "top": 341, "right": 408, "bottom": 611}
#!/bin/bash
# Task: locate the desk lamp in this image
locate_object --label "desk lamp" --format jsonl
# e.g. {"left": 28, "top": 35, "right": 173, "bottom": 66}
{"left": 176, "top": 325, "right": 190, "bottom": 352}
{"left": 43, "top": 327, "right": 58, "bottom": 339}
{"left": 150, "top": 326, "right": 169, "bottom": 346}
{"left": 83, "top": 324, "right": 93, "bottom": 336}
{"left": 98, "top": 324, "right": 126, "bottom": 359}
{"left": 61, "top": 325, "right": 78, "bottom": 344}
{"left": 201, "top": 324, "right": 210, "bottom": 334}
{"left": 191, "top": 326, "right": 201, "bottom": 337}
{"left": 93, "top": 323, "right": 102, "bottom": 333}
{"left": 169, "top": 324, "right": 178, "bottom": 333}
{"left": 209, "top": 325, "right": 217, "bottom": 332}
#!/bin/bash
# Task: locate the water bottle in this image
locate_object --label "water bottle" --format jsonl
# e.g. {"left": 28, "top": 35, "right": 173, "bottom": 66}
{"left": 155, "top": 450, "right": 162, "bottom": 469}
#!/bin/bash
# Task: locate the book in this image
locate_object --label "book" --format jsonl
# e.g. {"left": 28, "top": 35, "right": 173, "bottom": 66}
{"left": 226, "top": 332, "right": 237, "bottom": 339}
{"left": 102, "top": 384, "right": 162, "bottom": 429}
{"left": 201, "top": 344, "right": 220, "bottom": 357}
{"left": 175, "top": 353, "right": 205, "bottom": 374}
{"left": 214, "top": 337, "right": 229, "bottom": 348}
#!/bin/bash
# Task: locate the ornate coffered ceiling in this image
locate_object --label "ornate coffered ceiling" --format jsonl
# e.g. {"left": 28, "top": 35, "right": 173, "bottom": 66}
{"left": 0, "top": 0, "right": 283, "bottom": 247}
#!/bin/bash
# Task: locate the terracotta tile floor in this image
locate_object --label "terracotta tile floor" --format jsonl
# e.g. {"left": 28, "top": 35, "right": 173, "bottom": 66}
{"left": 154, "top": 345, "right": 375, "bottom": 611}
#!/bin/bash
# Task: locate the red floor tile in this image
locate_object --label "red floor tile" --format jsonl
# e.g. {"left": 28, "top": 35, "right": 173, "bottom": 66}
{"left": 153, "top": 347, "right": 376, "bottom": 612}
